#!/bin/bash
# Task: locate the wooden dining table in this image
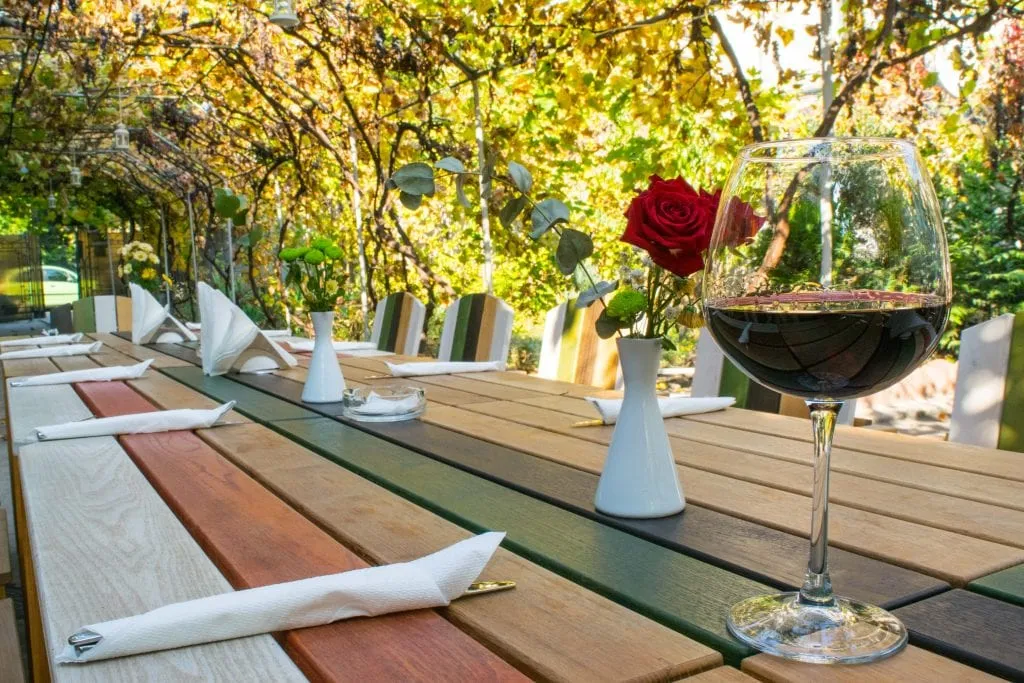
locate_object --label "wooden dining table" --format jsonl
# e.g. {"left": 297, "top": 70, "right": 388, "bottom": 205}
{"left": 3, "top": 331, "right": 1022, "bottom": 682}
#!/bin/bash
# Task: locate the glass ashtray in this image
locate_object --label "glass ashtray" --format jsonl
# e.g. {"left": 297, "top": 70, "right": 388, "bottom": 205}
{"left": 341, "top": 385, "right": 425, "bottom": 422}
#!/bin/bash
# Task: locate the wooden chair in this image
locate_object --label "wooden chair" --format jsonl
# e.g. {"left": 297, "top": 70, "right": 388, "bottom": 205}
{"left": 538, "top": 299, "right": 619, "bottom": 389}
{"left": 692, "top": 329, "right": 858, "bottom": 424}
{"left": 438, "top": 293, "right": 514, "bottom": 363}
{"left": 370, "top": 292, "right": 426, "bottom": 356}
{"left": 950, "top": 312, "right": 1024, "bottom": 451}
{"left": 71, "top": 295, "right": 132, "bottom": 334}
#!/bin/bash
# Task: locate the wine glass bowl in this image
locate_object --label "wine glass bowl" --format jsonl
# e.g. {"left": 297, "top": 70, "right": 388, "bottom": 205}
{"left": 702, "top": 138, "right": 951, "bottom": 664}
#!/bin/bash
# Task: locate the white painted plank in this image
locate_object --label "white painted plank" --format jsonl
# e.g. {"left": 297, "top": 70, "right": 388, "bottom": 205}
{"left": 950, "top": 313, "right": 1014, "bottom": 448}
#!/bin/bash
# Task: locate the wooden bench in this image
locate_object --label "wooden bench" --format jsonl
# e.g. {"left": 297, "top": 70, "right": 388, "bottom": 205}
{"left": 0, "top": 598, "right": 25, "bottom": 683}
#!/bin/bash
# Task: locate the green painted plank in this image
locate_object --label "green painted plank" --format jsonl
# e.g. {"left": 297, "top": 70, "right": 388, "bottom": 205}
{"left": 72, "top": 297, "right": 96, "bottom": 333}
{"left": 998, "top": 313, "right": 1024, "bottom": 452}
{"left": 449, "top": 296, "right": 474, "bottom": 362}
{"left": 160, "top": 365, "right": 766, "bottom": 663}
{"left": 377, "top": 294, "right": 398, "bottom": 352}
{"left": 161, "top": 367, "right": 320, "bottom": 422}
{"left": 969, "top": 563, "right": 1024, "bottom": 608}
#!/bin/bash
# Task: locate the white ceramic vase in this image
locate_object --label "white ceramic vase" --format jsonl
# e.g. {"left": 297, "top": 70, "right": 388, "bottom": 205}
{"left": 594, "top": 336, "right": 685, "bottom": 518}
{"left": 301, "top": 311, "right": 346, "bottom": 403}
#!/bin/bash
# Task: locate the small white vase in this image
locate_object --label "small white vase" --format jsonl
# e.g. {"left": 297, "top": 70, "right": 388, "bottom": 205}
{"left": 302, "top": 311, "right": 346, "bottom": 403}
{"left": 594, "top": 337, "right": 685, "bottom": 518}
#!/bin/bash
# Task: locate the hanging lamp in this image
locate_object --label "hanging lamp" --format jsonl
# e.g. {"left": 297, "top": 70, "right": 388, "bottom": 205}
{"left": 113, "top": 86, "right": 130, "bottom": 150}
{"left": 47, "top": 179, "right": 57, "bottom": 209}
{"left": 70, "top": 153, "right": 82, "bottom": 187}
{"left": 269, "top": 0, "right": 299, "bottom": 28}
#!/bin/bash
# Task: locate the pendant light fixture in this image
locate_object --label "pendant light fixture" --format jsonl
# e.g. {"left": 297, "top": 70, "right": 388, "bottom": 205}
{"left": 269, "top": 0, "right": 299, "bottom": 28}
{"left": 70, "top": 153, "right": 82, "bottom": 187}
{"left": 113, "top": 86, "right": 130, "bottom": 150}
{"left": 47, "top": 179, "right": 57, "bottom": 209}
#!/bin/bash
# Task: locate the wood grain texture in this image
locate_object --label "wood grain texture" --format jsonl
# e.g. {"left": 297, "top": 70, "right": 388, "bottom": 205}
{"left": 6, "top": 383, "right": 93, "bottom": 450}
{"left": 0, "top": 509, "right": 10, "bottom": 589}
{"left": 0, "top": 599, "right": 25, "bottom": 683}
{"left": 220, "top": 369, "right": 945, "bottom": 610}
{"left": 969, "top": 563, "right": 1024, "bottom": 607}
{"left": 681, "top": 667, "right": 759, "bottom": 682}
{"left": 75, "top": 381, "right": 527, "bottom": 683}
{"left": 421, "top": 403, "right": 1024, "bottom": 585}
{"left": 87, "top": 333, "right": 190, "bottom": 367}
{"left": 742, "top": 645, "right": 1001, "bottom": 682}
{"left": 894, "top": 589, "right": 1024, "bottom": 680}
{"left": 194, "top": 422, "right": 723, "bottom": 682}
{"left": 2, "top": 357, "right": 61, "bottom": 378}
{"left": 19, "top": 436, "right": 307, "bottom": 683}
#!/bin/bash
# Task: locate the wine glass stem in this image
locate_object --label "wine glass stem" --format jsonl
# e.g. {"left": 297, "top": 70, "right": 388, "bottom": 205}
{"left": 800, "top": 400, "right": 842, "bottom": 607}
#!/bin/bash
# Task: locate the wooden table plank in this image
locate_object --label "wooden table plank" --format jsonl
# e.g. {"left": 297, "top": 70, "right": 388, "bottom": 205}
{"left": 893, "top": 589, "right": 1024, "bottom": 680}
{"left": 87, "top": 333, "right": 191, "bottom": 367}
{"left": 2, "top": 357, "right": 62, "bottom": 378}
{"left": 6, "top": 383, "right": 93, "bottom": 449}
{"left": 742, "top": 645, "right": 1001, "bottom": 682}
{"left": 969, "top": 563, "right": 1024, "bottom": 607}
{"left": 0, "top": 599, "right": 25, "bottom": 683}
{"left": 223, "top": 368, "right": 947, "bottom": 610}
{"left": 464, "top": 401, "right": 1024, "bottom": 548}
{"left": 683, "top": 667, "right": 760, "bottom": 682}
{"left": 420, "top": 402, "right": 1023, "bottom": 585}
{"left": 158, "top": 365, "right": 772, "bottom": 663}
{"left": 74, "top": 380, "right": 526, "bottom": 682}
{"left": 19, "top": 434, "right": 307, "bottom": 682}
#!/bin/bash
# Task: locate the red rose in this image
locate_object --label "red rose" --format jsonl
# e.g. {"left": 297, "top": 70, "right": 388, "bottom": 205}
{"left": 719, "top": 195, "right": 767, "bottom": 247}
{"left": 622, "top": 175, "right": 718, "bottom": 277}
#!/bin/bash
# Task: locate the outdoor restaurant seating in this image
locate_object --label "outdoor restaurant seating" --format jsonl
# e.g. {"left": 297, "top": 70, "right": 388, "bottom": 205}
{"left": 369, "top": 291, "right": 426, "bottom": 356}
{"left": 538, "top": 298, "right": 620, "bottom": 390}
{"left": 437, "top": 293, "right": 514, "bottom": 364}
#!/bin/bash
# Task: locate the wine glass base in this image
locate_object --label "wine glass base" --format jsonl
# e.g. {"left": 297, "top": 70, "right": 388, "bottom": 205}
{"left": 727, "top": 592, "right": 908, "bottom": 664}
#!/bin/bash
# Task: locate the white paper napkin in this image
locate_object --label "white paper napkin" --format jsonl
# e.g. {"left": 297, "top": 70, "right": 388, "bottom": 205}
{"left": 385, "top": 360, "right": 505, "bottom": 377}
{"left": 351, "top": 391, "right": 422, "bottom": 416}
{"left": 9, "top": 360, "right": 153, "bottom": 387}
{"left": 57, "top": 531, "right": 505, "bottom": 664}
{"left": 198, "top": 283, "right": 296, "bottom": 376}
{"left": 185, "top": 321, "right": 201, "bottom": 331}
{"left": 130, "top": 284, "right": 197, "bottom": 345}
{"left": 0, "top": 333, "right": 83, "bottom": 348}
{"left": 34, "top": 401, "right": 236, "bottom": 442}
{"left": 188, "top": 323, "right": 288, "bottom": 338}
{"left": 0, "top": 341, "right": 102, "bottom": 361}
{"left": 585, "top": 395, "right": 735, "bottom": 424}
{"left": 282, "top": 339, "right": 377, "bottom": 353}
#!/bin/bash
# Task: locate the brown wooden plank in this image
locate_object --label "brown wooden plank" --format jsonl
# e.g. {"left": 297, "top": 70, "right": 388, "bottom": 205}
{"left": 421, "top": 403, "right": 1024, "bottom": 585}
{"left": 74, "top": 380, "right": 526, "bottom": 683}
{"left": 0, "top": 509, "right": 10, "bottom": 591}
{"left": 48, "top": 355, "right": 100, "bottom": 372}
{"left": 742, "top": 645, "right": 1000, "bottom": 682}
{"left": 87, "top": 333, "right": 190, "bottom": 367}
{"left": 0, "top": 599, "right": 25, "bottom": 683}
{"left": 196, "top": 421, "right": 723, "bottom": 682}
{"left": 2, "top": 357, "right": 60, "bottom": 378}
{"left": 681, "top": 667, "right": 759, "bottom": 682}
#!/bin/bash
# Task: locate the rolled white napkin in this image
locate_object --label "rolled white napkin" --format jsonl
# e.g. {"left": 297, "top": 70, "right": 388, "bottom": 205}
{"left": 585, "top": 395, "right": 735, "bottom": 425}
{"left": 57, "top": 531, "right": 505, "bottom": 664}
{"left": 385, "top": 360, "right": 505, "bottom": 377}
{"left": 282, "top": 339, "right": 377, "bottom": 353}
{"left": 9, "top": 360, "right": 154, "bottom": 387}
{"left": 0, "top": 341, "right": 102, "bottom": 361}
{"left": 189, "top": 323, "right": 288, "bottom": 339}
{"left": 35, "top": 401, "right": 236, "bottom": 442}
{"left": 351, "top": 391, "right": 422, "bottom": 416}
{"left": 0, "top": 333, "right": 84, "bottom": 348}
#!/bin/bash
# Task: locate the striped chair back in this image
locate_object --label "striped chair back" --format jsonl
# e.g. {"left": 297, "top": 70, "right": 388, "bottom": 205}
{"left": 950, "top": 312, "right": 1024, "bottom": 452}
{"left": 71, "top": 295, "right": 132, "bottom": 334}
{"left": 370, "top": 292, "right": 426, "bottom": 356}
{"left": 692, "top": 329, "right": 857, "bottom": 424}
{"left": 538, "top": 299, "right": 619, "bottom": 389}
{"left": 438, "top": 293, "right": 514, "bottom": 363}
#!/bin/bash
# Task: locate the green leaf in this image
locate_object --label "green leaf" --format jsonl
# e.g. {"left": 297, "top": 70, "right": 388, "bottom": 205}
{"left": 555, "top": 228, "right": 594, "bottom": 275}
{"left": 435, "top": 157, "right": 466, "bottom": 173}
{"left": 391, "top": 163, "right": 435, "bottom": 195}
{"left": 595, "top": 310, "right": 621, "bottom": 339}
{"left": 575, "top": 280, "right": 617, "bottom": 308}
{"left": 507, "top": 161, "right": 533, "bottom": 193}
{"left": 661, "top": 337, "right": 676, "bottom": 351}
{"left": 530, "top": 198, "right": 570, "bottom": 239}
{"left": 499, "top": 196, "right": 527, "bottom": 228}
{"left": 214, "top": 188, "right": 241, "bottom": 219}
{"left": 399, "top": 191, "right": 423, "bottom": 210}
{"left": 455, "top": 174, "right": 472, "bottom": 209}
{"left": 923, "top": 72, "right": 939, "bottom": 88}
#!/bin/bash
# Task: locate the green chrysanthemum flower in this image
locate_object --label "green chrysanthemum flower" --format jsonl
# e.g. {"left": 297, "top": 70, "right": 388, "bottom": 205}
{"left": 304, "top": 248, "right": 326, "bottom": 265}
{"left": 311, "top": 237, "right": 333, "bottom": 251}
{"left": 324, "top": 244, "right": 343, "bottom": 259}
{"left": 279, "top": 247, "right": 301, "bottom": 262}
{"left": 606, "top": 289, "right": 648, "bottom": 320}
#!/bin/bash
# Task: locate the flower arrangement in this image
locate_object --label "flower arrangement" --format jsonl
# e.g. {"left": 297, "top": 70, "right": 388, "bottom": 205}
{"left": 279, "top": 237, "right": 347, "bottom": 312}
{"left": 118, "top": 240, "right": 162, "bottom": 292}
{"left": 390, "top": 159, "right": 763, "bottom": 346}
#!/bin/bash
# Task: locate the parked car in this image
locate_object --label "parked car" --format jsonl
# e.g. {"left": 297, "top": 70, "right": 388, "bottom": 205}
{"left": 42, "top": 265, "right": 79, "bottom": 307}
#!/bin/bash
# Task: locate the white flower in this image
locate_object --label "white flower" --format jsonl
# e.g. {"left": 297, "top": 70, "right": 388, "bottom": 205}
{"left": 123, "top": 263, "right": 133, "bottom": 274}
{"left": 628, "top": 269, "right": 646, "bottom": 287}
{"left": 149, "top": 253, "right": 159, "bottom": 264}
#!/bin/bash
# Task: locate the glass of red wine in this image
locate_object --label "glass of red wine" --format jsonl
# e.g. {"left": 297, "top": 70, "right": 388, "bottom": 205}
{"left": 702, "top": 138, "right": 951, "bottom": 663}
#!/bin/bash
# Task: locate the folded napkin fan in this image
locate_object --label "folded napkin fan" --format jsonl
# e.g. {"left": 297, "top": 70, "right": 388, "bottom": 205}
{"left": 35, "top": 401, "right": 236, "bottom": 442}
{"left": 9, "top": 360, "right": 153, "bottom": 387}
{"left": 385, "top": 360, "right": 505, "bottom": 377}
{"left": 198, "top": 282, "right": 296, "bottom": 376}
{"left": 585, "top": 395, "right": 735, "bottom": 425}
{"left": 282, "top": 339, "right": 377, "bottom": 353}
{"left": 0, "top": 332, "right": 83, "bottom": 348}
{"left": 57, "top": 531, "right": 505, "bottom": 664}
{"left": 131, "top": 283, "right": 197, "bottom": 345}
{"left": 0, "top": 341, "right": 102, "bottom": 361}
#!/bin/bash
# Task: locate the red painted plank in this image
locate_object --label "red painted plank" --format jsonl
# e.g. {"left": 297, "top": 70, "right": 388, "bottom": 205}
{"left": 74, "top": 381, "right": 525, "bottom": 682}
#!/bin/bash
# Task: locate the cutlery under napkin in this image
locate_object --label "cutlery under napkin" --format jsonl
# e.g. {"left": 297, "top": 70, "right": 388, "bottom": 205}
{"left": 34, "top": 401, "right": 236, "bottom": 442}
{"left": 584, "top": 395, "right": 735, "bottom": 425}
{"left": 9, "top": 360, "right": 154, "bottom": 387}
{"left": 282, "top": 339, "right": 377, "bottom": 353}
{"left": 0, "top": 341, "right": 102, "bottom": 361}
{"left": 57, "top": 531, "right": 505, "bottom": 664}
{"left": 0, "top": 333, "right": 84, "bottom": 348}
{"left": 385, "top": 360, "right": 505, "bottom": 377}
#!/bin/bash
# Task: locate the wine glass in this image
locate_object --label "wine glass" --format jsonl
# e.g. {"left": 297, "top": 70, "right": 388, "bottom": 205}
{"left": 702, "top": 138, "right": 951, "bottom": 664}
